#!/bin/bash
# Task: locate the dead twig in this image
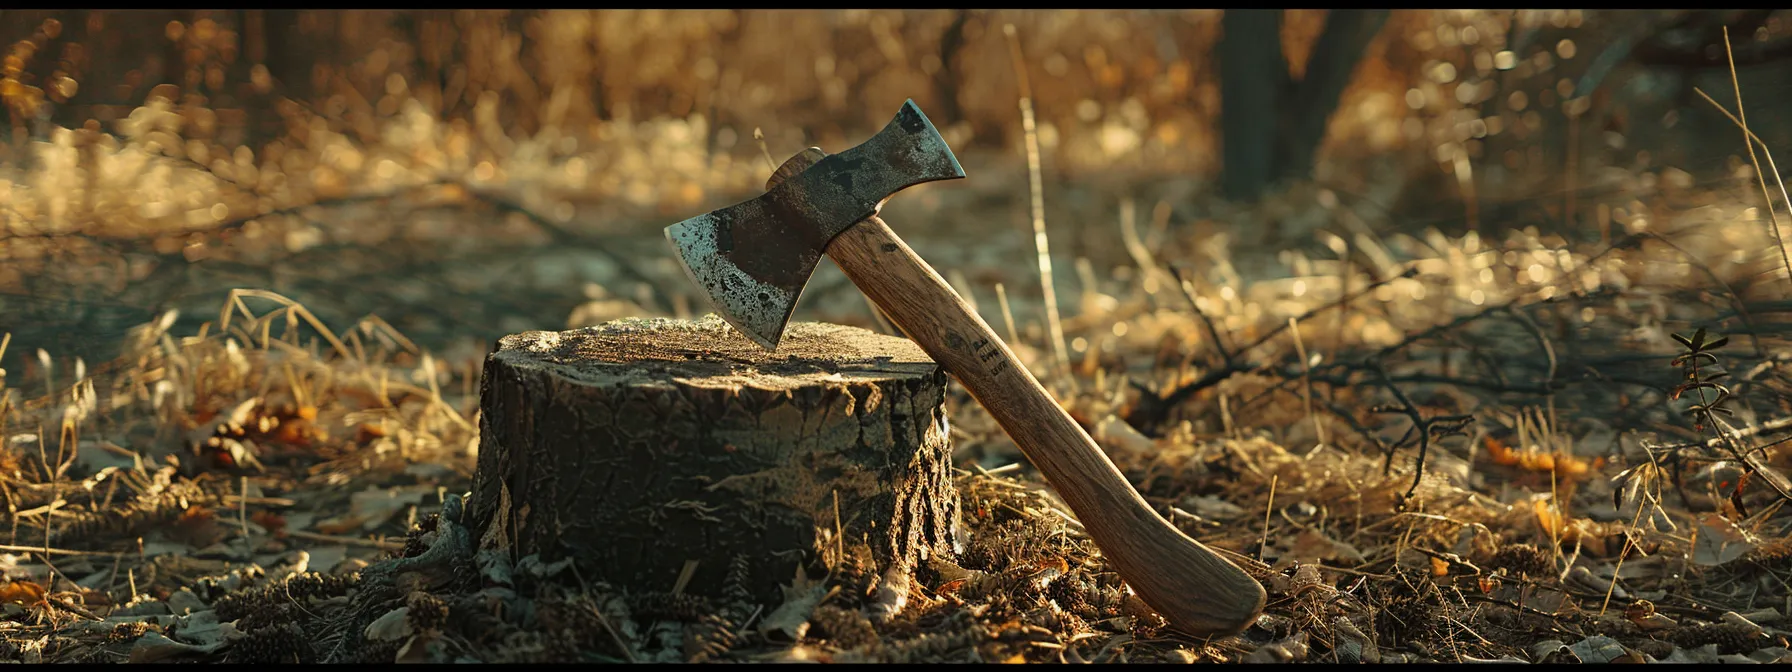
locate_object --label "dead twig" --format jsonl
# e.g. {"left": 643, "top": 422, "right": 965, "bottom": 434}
{"left": 1367, "top": 357, "right": 1475, "bottom": 503}
{"left": 1130, "top": 266, "right": 1419, "bottom": 433}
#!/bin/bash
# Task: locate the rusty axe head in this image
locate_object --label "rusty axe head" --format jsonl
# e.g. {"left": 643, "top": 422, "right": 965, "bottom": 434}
{"left": 665, "top": 100, "right": 965, "bottom": 350}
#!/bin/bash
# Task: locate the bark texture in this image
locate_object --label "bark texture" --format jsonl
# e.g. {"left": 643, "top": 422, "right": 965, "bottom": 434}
{"left": 472, "top": 315, "right": 960, "bottom": 605}
{"left": 1217, "top": 9, "right": 1390, "bottom": 201}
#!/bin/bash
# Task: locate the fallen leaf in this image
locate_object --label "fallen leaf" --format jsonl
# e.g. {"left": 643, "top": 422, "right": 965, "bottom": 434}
{"left": 251, "top": 510, "right": 287, "bottom": 536}
{"left": 1719, "top": 610, "right": 1765, "bottom": 637}
{"left": 1243, "top": 632, "right": 1309, "bottom": 663}
{"left": 1614, "top": 553, "right": 1668, "bottom": 579}
{"left": 1284, "top": 528, "right": 1366, "bottom": 565}
{"left": 1566, "top": 635, "right": 1629, "bottom": 663}
{"left": 1530, "top": 639, "right": 1568, "bottom": 662}
{"left": 1564, "top": 566, "right": 1625, "bottom": 601}
{"left": 304, "top": 545, "right": 350, "bottom": 575}
{"left": 1629, "top": 612, "right": 1676, "bottom": 632}
{"left": 1494, "top": 583, "right": 1575, "bottom": 615}
{"left": 760, "top": 565, "right": 824, "bottom": 641}
{"left": 395, "top": 632, "right": 440, "bottom": 663}
{"left": 516, "top": 554, "right": 575, "bottom": 580}
{"left": 1747, "top": 647, "right": 1792, "bottom": 663}
{"left": 1451, "top": 523, "right": 1498, "bottom": 559}
{"left": 0, "top": 580, "right": 46, "bottom": 606}
{"left": 73, "top": 440, "right": 139, "bottom": 474}
{"left": 170, "top": 610, "right": 234, "bottom": 648}
{"left": 128, "top": 632, "right": 217, "bottom": 663}
{"left": 1693, "top": 513, "right": 1756, "bottom": 566}
{"left": 365, "top": 606, "right": 415, "bottom": 642}
{"left": 1661, "top": 644, "right": 1721, "bottom": 663}
{"left": 1181, "top": 495, "right": 1247, "bottom": 521}
{"left": 1330, "top": 616, "right": 1379, "bottom": 664}
{"left": 1533, "top": 497, "right": 1565, "bottom": 539}
{"left": 316, "top": 484, "right": 436, "bottom": 535}
{"left": 168, "top": 505, "right": 226, "bottom": 547}
{"left": 475, "top": 548, "right": 513, "bottom": 588}
{"left": 164, "top": 589, "right": 208, "bottom": 616}
{"left": 1483, "top": 436, "right": 1601, "bottom": 480}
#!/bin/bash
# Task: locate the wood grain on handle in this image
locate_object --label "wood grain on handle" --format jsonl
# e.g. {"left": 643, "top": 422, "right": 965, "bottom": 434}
{"left": 827, "top": 216, "right": 1267, "bottom": 637}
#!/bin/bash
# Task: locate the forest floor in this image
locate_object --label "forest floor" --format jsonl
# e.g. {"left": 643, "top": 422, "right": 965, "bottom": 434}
{"left": 7, "top": 92, "right": 1792, "bottom": 662}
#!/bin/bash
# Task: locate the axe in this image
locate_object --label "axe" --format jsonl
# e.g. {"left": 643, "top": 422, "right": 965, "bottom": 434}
{"left": 664, "top": 100, "right": 1265, "bottom": 637}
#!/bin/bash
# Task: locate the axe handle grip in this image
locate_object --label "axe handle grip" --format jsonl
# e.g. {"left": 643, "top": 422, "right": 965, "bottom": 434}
{"left": 828, "top": 216, "right": 1266, "bottom": 637}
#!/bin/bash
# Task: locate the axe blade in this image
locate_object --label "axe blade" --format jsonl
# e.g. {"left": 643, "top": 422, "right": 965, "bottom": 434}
{"left": 665, "top": 99, "right": 965, "bottom": 350}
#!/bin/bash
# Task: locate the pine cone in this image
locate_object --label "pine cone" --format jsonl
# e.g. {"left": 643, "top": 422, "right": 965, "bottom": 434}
{"left": 1377, "top": 592, "right": 1438, "bottom": 644}
{"left": 406, "top": 591, "right": 449, "bottom": 631}
{"left": 1670, "top": 622, "right": 1761, "bottom": 654}
{"left": 1740, "top": 538, "right": 1792, "bottom": 570}
{"left": 685, "top": 612, "right": 739, "bottom": 663}
{"left": 626, "top": 592, "right": 714, "bottom": 622}
{"left": 811, "top": 604, "right": 878, "bottom": 651}
{"left": 227, "top": 623, "right": 313, "bottom": 664}
{"left": 349, "top": 639, "right": 404, "bottom": 664}
{"left": 1489, "top": 543, "right": 1553, "bottom": 578}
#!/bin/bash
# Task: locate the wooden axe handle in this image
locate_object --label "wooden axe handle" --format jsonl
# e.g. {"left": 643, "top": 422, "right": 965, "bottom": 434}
{"left": 827, "top": 216, "right": 1266, "bottom": 637}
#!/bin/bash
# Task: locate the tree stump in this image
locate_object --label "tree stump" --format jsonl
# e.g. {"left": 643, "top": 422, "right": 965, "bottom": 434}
{"left": 471, "top": 315, "right": 961, "bottom": 606}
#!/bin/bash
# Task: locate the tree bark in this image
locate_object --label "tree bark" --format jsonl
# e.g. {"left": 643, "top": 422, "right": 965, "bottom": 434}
{"left": 1217, "top": 9, "right": 1389, "bottom": 201}
{"left": 261, "top": 10, "right": 307, "bottom": 100}
{"left": 1218, "top": 10, "right": 1288, "bottom": 201}
{"left": 933, "top": 10, "right": 972, "bottom": 130}
{"left": 471, "top": 316, "right": 961, "bottom": 605}
{"left": 1276, "top": 10, "right": 1389, "bottom": 184}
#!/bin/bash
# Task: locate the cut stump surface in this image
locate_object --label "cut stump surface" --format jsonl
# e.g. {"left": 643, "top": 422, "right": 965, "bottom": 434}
{"left": 472, "top": 315, "right": 960, "bottom": 605}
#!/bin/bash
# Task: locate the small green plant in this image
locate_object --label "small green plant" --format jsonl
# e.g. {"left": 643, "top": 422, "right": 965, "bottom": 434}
{"left": 1665, "top": 327, "right": 1792, "bottom": 515}
{"left": 1670, "top": 327, "right": 1732, "bottom": 434}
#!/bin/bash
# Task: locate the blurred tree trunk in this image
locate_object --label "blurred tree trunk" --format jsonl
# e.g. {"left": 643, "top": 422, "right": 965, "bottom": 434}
{"left": 1276, "top": 10, "right": 1389, "bottom": 186}
{"left": 933, "top": 10, "right": 971, "bottom": 127}
{"left": 1217, "top": 9, "right": 1389, "bottom": 201}
{"left": 159, "top": 11, "right": 191, "bottom": 91}
{"left": 1218, "top": 10, "right": 1286, "bottom": 202}
{"left": 262, "top": 10, "right": 308, "bottom": 99}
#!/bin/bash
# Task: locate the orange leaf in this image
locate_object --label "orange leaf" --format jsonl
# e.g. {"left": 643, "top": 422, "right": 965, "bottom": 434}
{"left": 0, "top": 580, "right": 46, "bottom": 606}
{"left": 1533, "top": 498, "right": 1565, "bottom": 539}
{"left": 179, "top": 505, "right": 216, "bottom": 523}
{"left": 354, "top": 423, "right": 389, "bottom": 444}
{"left": 313, "top": 516, "right": 364, "bottom": 535}
{"left": 1485, "top": 437, "right": 1519, "bottom": 465}
{"left": 251, "top": 510, "right": 287, "bottom": 536}
{"left": 275, "top": 421, "right": 308, "bottom": 445}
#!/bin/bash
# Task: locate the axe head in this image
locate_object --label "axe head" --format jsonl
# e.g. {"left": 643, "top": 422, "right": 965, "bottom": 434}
{"left": 665, "top": 99, "right": 964, "bottom": 350}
